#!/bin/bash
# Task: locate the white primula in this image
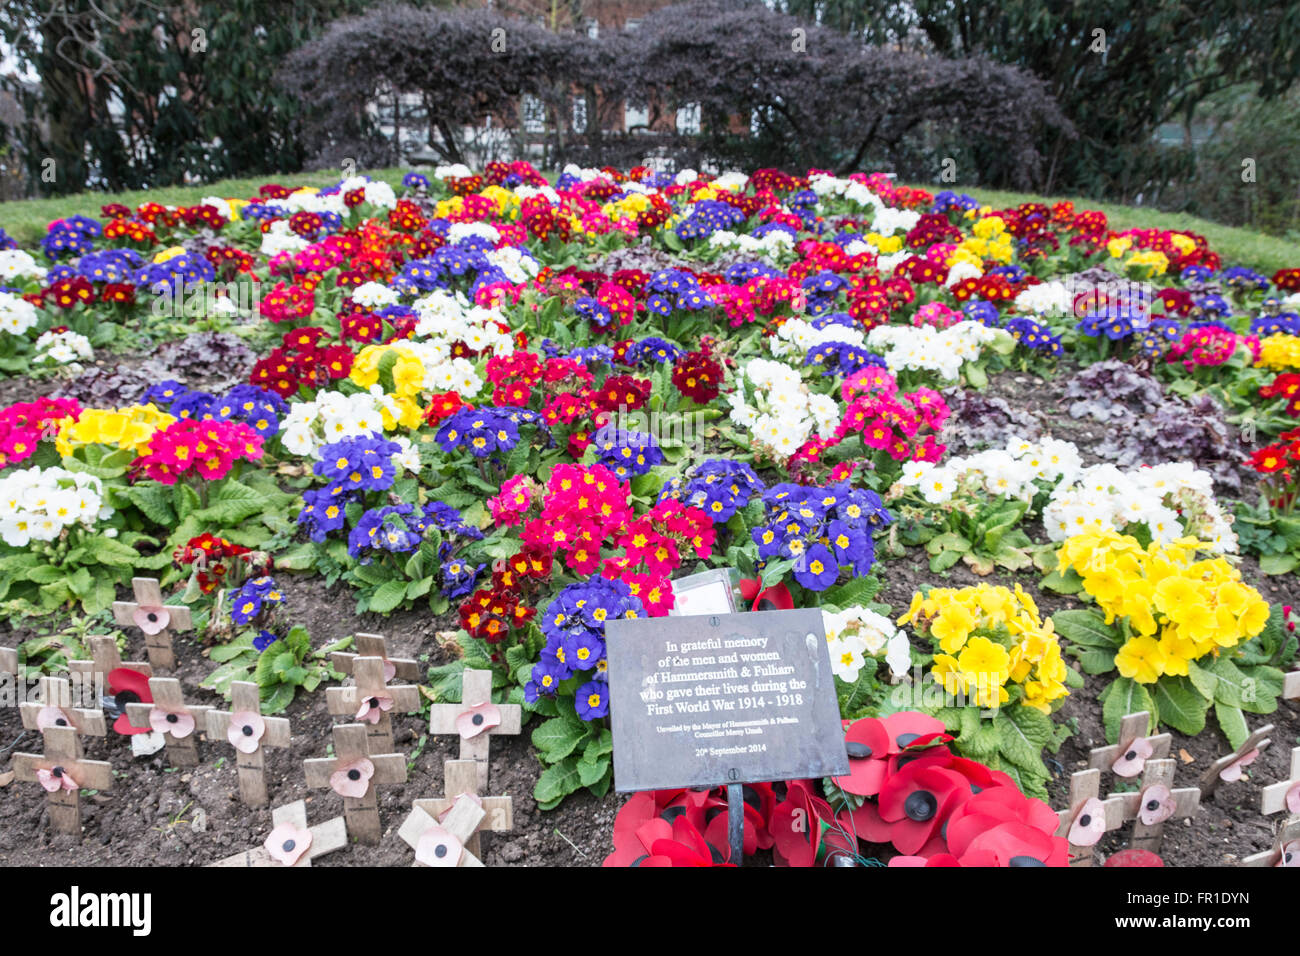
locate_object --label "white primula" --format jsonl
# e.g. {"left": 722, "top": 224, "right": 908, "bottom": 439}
{"left": 768, "top": 317, "right": 867, "bottom": 360}
{"left": 447, "top": 221, "right": 500, "bottom": 244}
{"left": 435, "top": 163, "right": 473, "bottom": 180}
{"left": 411, "top": 290, "right": 515, "bottom": 357}
{"left": 0, "top": 291, "right": 39, "bottom": 335}
{"left": 280, "top": 389, "right": 400, "bottom": 456}
{"left": 259, "top": 219, "right": 309, "bottom": 256}
{"left": 1013, "top": 280, "right": 1073, "bottom": 317}
{"left": 899, "top": 437, "right": 1083, "bottom": 503}
{"left": 0, "top": 466, "right": 109, "bottom": 547}
{"left": 0, "top": 249, "right": 48, "bottom": 282}
{"left": 33, "top": 330, "right": 93, "bottom": 372}
{"left": 726, "top": 357, "right": 840, "bottom": 463}
{"left": 351, "top": 281, "right": 399, "bottom": 309}
{"left": 362, "top": 181, "right": 397, "bottom": 210}
{"left": 870, "top": 206, "right": 921, "bottom": 235}
{"left": 705, "top": 229, "right": 796, "bottom": 258}
{"left": 944, "top": 260, "right": 985, "bottom": 288}
{"left": 823, "top": 606, "right": 912, "bottom": 681}
{"left": 485, "top": 246, "right": 540, "bottom": 284}
{"left": 866, "top": 321, "right": 1010, "bottom": 381}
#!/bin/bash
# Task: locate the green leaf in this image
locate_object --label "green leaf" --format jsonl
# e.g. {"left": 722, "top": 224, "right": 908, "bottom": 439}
{"left": 1259, "top": 552, "right": 1299, "bottom": 575}
{"left": 125, "top": 484, "right": 177, "bottom": 525}
{"left": 1052, "top": 609, "right": 1119, "bottom": 648}
{"left": 79, "top": 535, "right": 140, "bottom": 568}
{"left": 1152, "top": 677, "right": 1208, "bottom": 736}
{"left": 1214, "top": 701, "right": 1249, "bottom": 749}
{"left": 531, "top": 714, "right": 588, "bottom": 761}
{"left": 533, "top": 754, "right": 583, "bottom": 806}
{"left": 1100, "top": 677, "right": 1155, "bottom": 743}
{"left": 821, "top": 575, "right": 882, "bottom": 609}
{"left": 995, "top": 706, "right": 1051, "bottom": 772}
{"left": 366, "top": 579, "right": 409, "bottom": 614}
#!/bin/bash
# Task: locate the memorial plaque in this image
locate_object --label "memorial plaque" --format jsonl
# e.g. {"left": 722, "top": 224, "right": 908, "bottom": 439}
{"left": 606, "top": 609, "right": 849, "bottom": 792}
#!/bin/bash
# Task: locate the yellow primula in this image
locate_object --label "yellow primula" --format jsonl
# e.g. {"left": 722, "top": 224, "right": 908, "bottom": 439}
{"left": 152, "top": 246, "right": 187, "bottom": 264}
{"left": 350, "top": 344, "right": 427, "bottom": 399}
{"left": 55, "top": 404, "right": 175, "bottom": 457}
{"left": 1256, "top": 334, "right": 1300, "bottom": 371}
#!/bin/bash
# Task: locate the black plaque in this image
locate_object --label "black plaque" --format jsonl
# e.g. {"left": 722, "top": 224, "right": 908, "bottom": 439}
{"left": 606, "top": 608, "right": 850, "bottom": 792}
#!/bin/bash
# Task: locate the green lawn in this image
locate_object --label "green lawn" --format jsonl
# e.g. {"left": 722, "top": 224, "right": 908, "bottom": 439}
{"left": 0, "top": 167, "right": 410, "bottom": 247}
{"left": 2, "top": 167, "right": 1295, "bottom": 274}
{"left": 906, "top": 183, "right": 1300, "bottom": 275}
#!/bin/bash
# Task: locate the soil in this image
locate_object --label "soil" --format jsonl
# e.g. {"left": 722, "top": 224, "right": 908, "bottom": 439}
{"left": 0, "top": 352, "right": 1295, "bottom": 868}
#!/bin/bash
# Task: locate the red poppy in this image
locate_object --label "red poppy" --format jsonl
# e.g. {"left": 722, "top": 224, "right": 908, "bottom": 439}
{"left": 106, "top": 667, "right": 153, "bottom": 736}
{"left": 737, "top": 578, "right": 794, "bottom": 611}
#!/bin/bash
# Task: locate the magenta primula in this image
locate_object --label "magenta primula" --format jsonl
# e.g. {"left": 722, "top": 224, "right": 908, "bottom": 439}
{"left": 134, "top": 418, "right": 264, "bottom": 484}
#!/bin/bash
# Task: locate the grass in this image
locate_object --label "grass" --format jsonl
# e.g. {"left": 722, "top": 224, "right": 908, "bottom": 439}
{"left": 904, "top": 182, "right": 1300, "bottom": 276}
{"left": 1, "top": 166, "right": 1294, "bottom": 274}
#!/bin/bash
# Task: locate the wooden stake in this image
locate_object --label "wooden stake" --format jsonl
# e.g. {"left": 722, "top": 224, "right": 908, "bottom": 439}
{"left": 68, "top": 634, "right": 151, "bottom": 682}
{"left": 111, "top": 577, "right": 192, "bottom": 671}
{"left": 303, "top": 723, "right": 407, "bottom": 845}
{"left": 331, "top": 632, "right": 419, "bottom": 682}
{"left": 399, "top": 793, "right": 488, "bottom": 867}
{"left": 1284, "top": 669, "right": 1299, "bottom": 702}
{"left": 208, "top": 800, "right": 348, "bottom": 867}
{"left": 1199, "top": 722, "right": 1273, "bottom": 798}
{"left": 427, "top": 669, "right": 521, "bottom": 791}
{"left": 205, "top": 681, "right": 291, "bottom": 807}
{"left": 1109, "top": 758, "right": 1200, "bottom": 854}
{"left": 12, "top": 726, "right": 113, "bottom": 837}
{"left": 0, "top": 646, "right": 16, "bottom": 677}
{"left": 1242, "top": 818, "right": 1300, "bottom": 867}
{"left": 413, "top": 758, "right": 514, "bottom": 859}
{"left": 326, "top": 656, "right": 419, "bottom": 755}
{"left": 18, "top": 676, "right": 107, "bottom": 739}
{"left": 124, "top": 678, "right": 212, "bottom": 768}
{"left": 1053, "top": 768, "right": 1126, "bottom": 867}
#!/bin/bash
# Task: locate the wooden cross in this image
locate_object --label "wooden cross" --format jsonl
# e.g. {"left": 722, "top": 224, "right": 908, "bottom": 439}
{"left": 331, "top": 632, "right": 419, "bottom": 683}
{"left": 303, "top": 723, "right": 407, "bottom": 845}
{"left": 1088, "top": 711, "right": 1170, "bottom": 779}
{"left": 1109, "top": 758, "right": 1200, "bottom": 853}
{"left": 11, "top": 726, "right": 113, "bottom": 837}
{"left": 427, "top": 669, "right": 521, "bottom": 791}
{"left": 1199, "top": 722, "right": 1273, "bottom": 798}
{"left": 411, "top": 758, "right": 514, "bottom": 859}
{"left": 208, "top": 800, "right": 348, "bottom": 868}
{"left": 124, "top": 678, "right": 212, "bottom": 768}
{"left": 326, "top": 655, "right": 420, "bottom": 755}
{"left": 1054, "top": 768, "right": 1126, "bottom": 867}
{"left": 18, "top": 675, "right": 106, "bottom": 740}
{"left": 111, "top": 577, "right": 192, "bottom": 671}
{"left": 204, "top": 681, "right": 291, "bottom": 807}
{"left": 0, "top": 646, "right": 16, "bottom": 677}
{"left": 1260, "top": 746, "right": 1300, "bottom": 819}
{"left": 68, "top": 634, "right": 151, "bottom": 682}
{"left": 1243, "top": 817, "right": 1300, "bottom": 867}
{"left": 398, "top": 792, "right": 488, "bottom": 867}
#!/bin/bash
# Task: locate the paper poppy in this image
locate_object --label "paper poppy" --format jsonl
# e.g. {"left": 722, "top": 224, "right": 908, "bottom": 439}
{"left": 149, "top": 706, "right": 195, "bottom": 739}
{"left": 355, "top": 694, "right": 394, "bottom": 725}
{"left": 227, "top": 711, "right": 265, "bottom": 754}
{"left": 1279, "top": 840, "right": 1299, "bottom": 868}
{"left": 1287, "top": 782, "right": 1300, "bottom": 816}
{"left": 1217, "top": 748, "right": 1259, "bottom": 783}
{"left": 871, "top": 763, "right": 974, "bottom": 855}
{"left": 1105, "top": 848, "right": 1164, "bottom": 867}
{"left": 1067, "top": 797, "right": 1108, "bottom": 847}
{"left": 37, "top": 765, "right": 79, "bottom": 793}
{"left": 832, "top": 717, "right": 891, "bottom": 796}
{"left": 265, "top": 822, "right": 312, "bottom": 866}
{"left": 1137, "top": 783, "right": 1175, "bottom": 825}
{"left": 106, "top": 667, "right": 153, "bottom": 736}
{"left": 455, "top": 702, "right": 501, "bottom": 739}
{"left": 1111, "top": 736, "right": 1153, "bottom": 777}
{"left": 737, "top": 578, "right": 794, "bottom": 612}
{"left": 36, "top": 706, "right": 75, "bottom": 732}
{"left": 132, "top": 605, "right": 171, "bottom": 635}
{"left": 330, "top": 757, "right": 374, "bottom": 798}
{"left": 957, "top": 821, "right": 1068, "bottom": 867}
{"left": 415, "top": 826, "right": 465, "bottom": 867}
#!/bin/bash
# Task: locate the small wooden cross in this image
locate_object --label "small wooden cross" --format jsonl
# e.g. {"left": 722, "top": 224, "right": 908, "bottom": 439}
{"left": 326, "top": 655, "right": 420, "bottom": 755}
{"left": 111, "top": 577, "right": 192, "bottom": 671}
{"left": 399, "top": 792, "right": 488, "bottom": 867}
{"left": 12, "top": 726, "right": 113, "bottom": 837}
{"left": 427, "top": 669, "right": 522, "bottom": 791}
{"left": 68, "top": 634, "right": 151, "bottom": 682}
{"left": 1260, "top": 746, "right": 1300, "bottom": 819}
{"left": 18, "top": 675, "right": 107, "bottom": 739}
{"left": 1109, "top": 758, "right": 1200, "bottom": 853}
{"left": 1243, "top": 817, "right": 1300, "bottom": 867}
{"left": 208, "top": 800, "right": 349, "bottom": 868}
{"left": 124, "top": 678, "right": 212, "bottom": 768}
{"left": 331, "top": 632, "right": 419, "bottom": 682}
{"left": 0, "top": 646, "right": 16, "bottom": 677}
{"left": 1199, "top": 722, "right": 1273, "bottom": 798}
{"left": 205, "top": 681, "right": 291, "bottom": 807}
{"left": 1054, "top": 768, "right": 1126, "bottom": 867}
{"left": 412, "top": 758, "right": 514, "bottom": 859}
{"left": 1088, "top": 711, "right": 1170, "bottom": 779}
{"left": 303, "top": 722, "right": 407, "bottom": 845}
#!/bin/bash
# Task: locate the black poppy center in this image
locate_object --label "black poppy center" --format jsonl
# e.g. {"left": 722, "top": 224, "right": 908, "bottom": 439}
{"left": 55, "top": 717, "right": 68, "bottom": 727}
{"left": 472, "top": 713, "right": 484, "bottom": 726}
{"left": 1124, "top": 750, "right": 1137, "bottom": 761}
{"left": 241, "top": 724, "right": 254, "bottom": 736}
{"left": 51, "top": 766, "right": 64, "bottom": 778}
{"left": 1079, "top": 813, "right": 1092, "bottom": 827}
{"left": 904, "top": 790, "right": 937, "bottom": 822}
{"left": 1145, "top": 799, "right": 1160, "bottom": 812}
{"left": 115, "top": 690, "right": 141, "bottom": 709}
{"left": 434, "top": 843, "right": 448, "bottom": 858}
{"left": 347, "top": 769, "right": 361, "bottom": 781}
{"left": 147, "top": 613, "right": 158, "bottom": 623}
{"left": 368, "top": 697, "right": 380, "bottom": 708}
{"left": 282, "top": 839, "right": 296, "bottom": 852}
{"left": 1009, "top": 855, "right": 1047, "bottom": 867}
{"left": 896, "top": 732, "right": 920, "bottom": 747}
{"left": 845, "top": 741, "right": 872, "bottom": 759}
{"left": 165, "top": 713, "right": 179, "bottom": 724}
